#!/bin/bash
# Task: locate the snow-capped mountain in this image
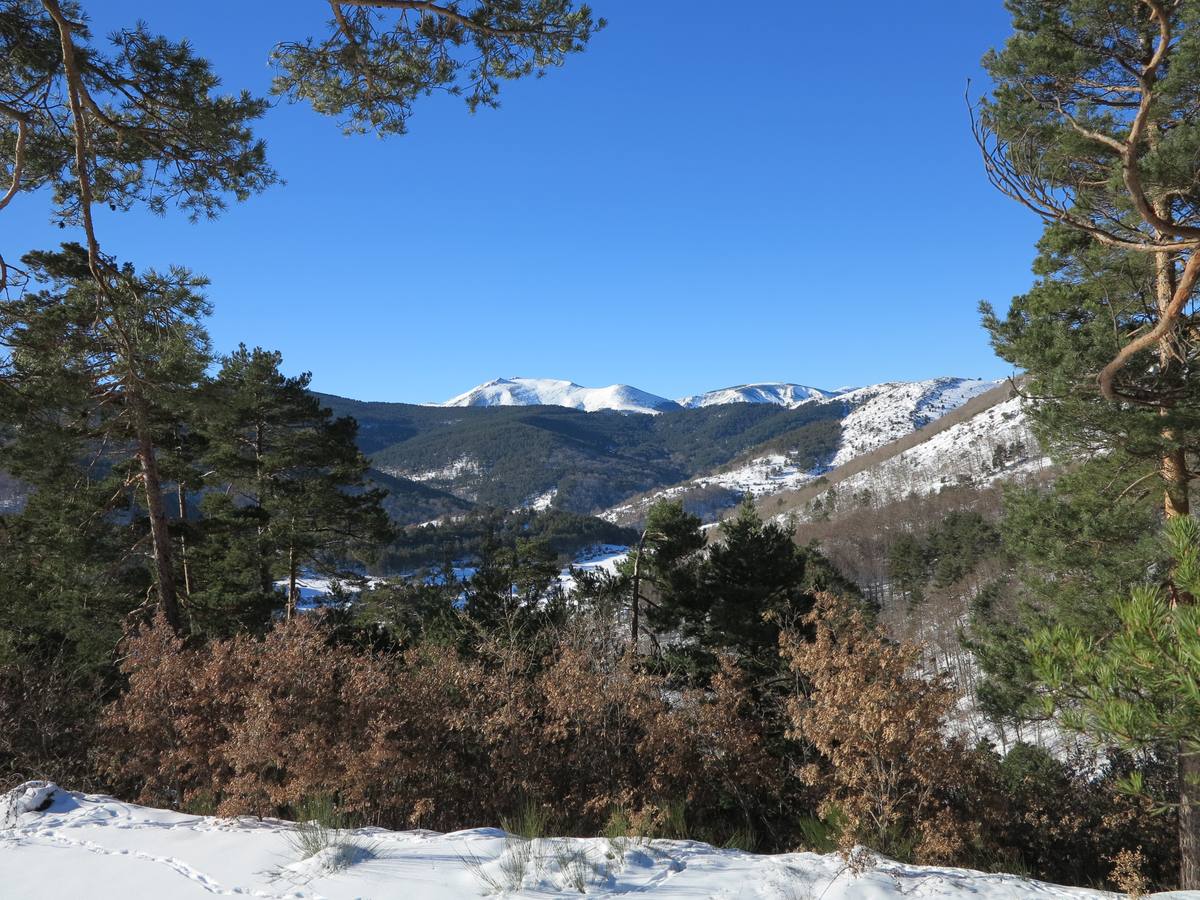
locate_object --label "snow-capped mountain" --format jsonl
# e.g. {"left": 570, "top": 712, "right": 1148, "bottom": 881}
{"left": 438, "top": 377, "right": 679, "bottom": 415}
{"left": 677, "top": 382, "right": 837, "bottom": 409}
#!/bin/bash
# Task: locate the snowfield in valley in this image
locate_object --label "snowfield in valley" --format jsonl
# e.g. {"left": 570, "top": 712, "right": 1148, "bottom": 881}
{"left": 3, "top": 783, "right": 1182, "bottom": 900}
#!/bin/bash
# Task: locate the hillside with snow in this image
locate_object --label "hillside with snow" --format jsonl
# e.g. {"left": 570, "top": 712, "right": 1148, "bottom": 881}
{"left": 678, "top": 382, "right": 837, "bottom": 409}
{"left": 0, "top": 783, "right": 1163, "bottom": 900}
{"left": 824, "top": 395, "right": 1046, "bottom": 508}
{"left": 320, "top": 375, "right": 1017, "bottom": 528}
{"left": 601, "top": 377, "right": 1007, "bottom": 526}
{"left": 438, "top": 377, "right": 679, "bottom": 415}
{"left": 828, "top": 378, "right": 1002, "bottom": 468}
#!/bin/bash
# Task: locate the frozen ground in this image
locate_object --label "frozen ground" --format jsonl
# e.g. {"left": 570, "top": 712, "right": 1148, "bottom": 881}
{"left": 4, "top": 783, "right": 1181, "bottom": 900}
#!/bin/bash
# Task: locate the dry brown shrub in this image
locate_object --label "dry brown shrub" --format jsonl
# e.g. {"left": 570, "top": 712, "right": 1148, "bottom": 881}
{"left": 101, "top": 612, "right": 780, "bottom": 839}
{"left": 782, "top": 593, "right": 975, "bottom": 863}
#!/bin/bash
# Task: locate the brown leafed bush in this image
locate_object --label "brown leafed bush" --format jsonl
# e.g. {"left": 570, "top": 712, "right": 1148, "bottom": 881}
{"left": 782, "top": 593, "right": 977, "bottom": 862}
{"left": 101, "top": 612, "right": 779, "bottom": 840}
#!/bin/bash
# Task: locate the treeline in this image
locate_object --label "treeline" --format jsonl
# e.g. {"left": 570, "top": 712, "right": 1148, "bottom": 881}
{"left": 83, "top": 500, "right": 1170, "bottom": 890}
{"left": 375, "top": 508, "right": 637, "bottom": 575}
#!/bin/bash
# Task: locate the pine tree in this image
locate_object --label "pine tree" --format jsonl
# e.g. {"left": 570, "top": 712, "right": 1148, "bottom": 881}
{"left": 623, "top": 499, "right": 706, "bottom": 652}
{"left": 0, "top": 244, "right": 211, "bottom": 631}
{"left": 196, "top": 346, "right": 392, "bottom": 623}
{"left": 978, "top": 1, "right": 1200, "bottom": 523}
{"left": 1028, "top": 515, "right": 1200, "bottom": 886}
{"left": 979, "top": 8, "right": 1200, "bottom": 882}
{"left": 640, "top": 498, "right": 856, "bottom": 680}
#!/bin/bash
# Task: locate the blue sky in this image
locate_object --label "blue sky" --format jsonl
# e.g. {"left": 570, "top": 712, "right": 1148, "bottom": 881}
{"left": 6, "top": 1, "right": 1042, "bottom": 403}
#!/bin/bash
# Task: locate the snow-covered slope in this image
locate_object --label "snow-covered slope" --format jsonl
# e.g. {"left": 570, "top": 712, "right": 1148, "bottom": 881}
{"left": 678, "top": 382, "right": 837, "bottom": 409}
{"left": 816, "top": 395, "right": 1047, "bottom": 513}
{"left": 439, "top": 377, "right": 679, "bottom": 415}
{"left": 1, "top": 782, "right": 1159, "bottom": 899}
{"left": 828, "top": 378, "right": 1002, "bottom": 468}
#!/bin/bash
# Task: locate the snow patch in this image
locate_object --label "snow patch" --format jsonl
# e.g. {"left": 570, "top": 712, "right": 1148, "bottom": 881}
{"left": 0, "top": 785, "right": 1153, "bottom": 898}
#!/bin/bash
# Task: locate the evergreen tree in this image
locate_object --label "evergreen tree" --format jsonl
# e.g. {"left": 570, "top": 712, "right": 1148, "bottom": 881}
{"left": 642, "top": 498, "right": 855, "bottom": 680}
{"left": 196, "top": 345, "right": 393, "bottom": 623}
{"left": 978, "top": 1, "right": 1200, "bottom": 523}
{"left": 623, "top": 499, "right": 706, "bottom": 652}
{"left": 0, "top": 245, "right": 211, "bottom": 631}
{"left": 1028, "top": 515, "right": 1200, "bottom": 885}
{"left": 979, "top": 8, "right": 1200, "bottom": 882}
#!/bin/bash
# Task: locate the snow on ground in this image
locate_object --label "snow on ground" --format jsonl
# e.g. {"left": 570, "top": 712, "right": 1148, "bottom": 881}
{"left": 2, "top": 783, "right": 1176, "bottom": 899}
{"left": 519, "top": 488, "right": 558, "bottom": 512}
{"left": 274, "top": 574, "right": 387, "bottom": 610}
{"left": 557, "top": 544, "right": 628, "bottom": 592}
{"left": 437, "top": 377, "right": 678, "bottom": 415}
{"left": 600, "top": 379, "right": 1005, "bottom": 526}
{"left": 400, "top": 455, "right": 483, "bottom": 483}
{"left": 693, "top": 453, "right": 817, "bottom": 496}
{"left": 828, "top": 378, "right": 1002, "bottom": 469}
{"left": 823, "top": 396, "right": 1048, "bottom": 510}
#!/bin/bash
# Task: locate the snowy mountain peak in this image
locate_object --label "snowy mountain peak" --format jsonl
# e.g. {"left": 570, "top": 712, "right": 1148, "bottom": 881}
{"left": 439, "top": 377, "right": 679, "bottom": 415}
{"left": 677, "top": 382, "right": 837, "bottom": 410}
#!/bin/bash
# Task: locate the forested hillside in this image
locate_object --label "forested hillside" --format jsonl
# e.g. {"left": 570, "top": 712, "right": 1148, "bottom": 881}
{"left": 319, "top": 392, "right": 846, "bottom": 519}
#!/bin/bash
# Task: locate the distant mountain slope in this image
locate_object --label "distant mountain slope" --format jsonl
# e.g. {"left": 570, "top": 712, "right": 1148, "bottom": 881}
{"left": 828, "top": 377, "right": 1001, "bottom": 467}
{"left": 678, "top": 382, "right": 836, "bottom": 409}
{"left": 438, "top": 377, "right": 679, "bottom": 415}
{"left": 317, "top": 393, "right": 845, "bottom": 524}
{"left": 318, "top": 375, "right": 1006, "bottom": 528}
{"left": 749, "top": 380, "right": 1046, "bottom": 525}
{"left": 599, "top": 377, "right": 1004, "bottom": 526}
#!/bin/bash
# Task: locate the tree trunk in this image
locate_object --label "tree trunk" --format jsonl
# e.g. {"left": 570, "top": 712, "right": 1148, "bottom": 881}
{"left": 1155, "top": 224, "right": 1200, "bottom": 886}
{"left": 254, "top": 422, "right": 273, "bottom": 598}
{"left": 177, "top": 482, "right": 192, "bottom": 597}
{"left": 1154, "top": 220, "right": 1189, "bottom": 520}
{"left": 630, "top": 529, "right": 648, "bottom": 651}
{"left": 287, "top": 543, "right": 297, "bottom": 621}
{"left": 1180, "top": 744, "right": 1200, "bottom": 889}
{"left": 135, "top": 426, "right": 180, "bottom": 631}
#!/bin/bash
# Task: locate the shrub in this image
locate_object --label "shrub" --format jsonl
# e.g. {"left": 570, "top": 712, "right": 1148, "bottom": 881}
{"left": 782, "top": 593, "right": 976, "bottom": 862}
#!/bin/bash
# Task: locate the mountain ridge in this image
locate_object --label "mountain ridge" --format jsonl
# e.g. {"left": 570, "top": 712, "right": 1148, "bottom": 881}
{"left": 432, "top": 375, "right": 999, "bottom": 416}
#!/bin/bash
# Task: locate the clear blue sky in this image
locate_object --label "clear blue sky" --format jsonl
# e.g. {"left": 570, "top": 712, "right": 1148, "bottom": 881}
{"left": 6, "top": 1, "right": 1042, "bottom": 403}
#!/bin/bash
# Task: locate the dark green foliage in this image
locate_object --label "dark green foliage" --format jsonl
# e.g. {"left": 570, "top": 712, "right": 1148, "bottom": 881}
{"left": 966, "top": 453, "right": 1162, "bottom": 723}
{"left": 0, "top": 244, "right": 211, "bottom": 659}
{"left": 464, "top": 533, "right": 563, "bottom": 630}
{"left": 981, "top": 229, "right": 1200, "bottom": 484}
{"left": 1029, "top": 516, "right": 1200, "bottom": 754}
{"left": 887, "top": 511, "right": 1002, "bottom": 604}
{"left": 639, "top": 498, "right": 857, "bottom": 680}
{"left": 977, "top": 0, "right": 1200, "bottom": 285}
{"left": 377, "top": 506, "right": 635, "bottom": 575}
{"left": 271, "top": 2, "right": 604, "bottom": 136}
{"left": 0, "top": 0, "right": 276, "bottom": 228}
{"left": 191, "top": 346, "right": 394, "bottom": 626}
